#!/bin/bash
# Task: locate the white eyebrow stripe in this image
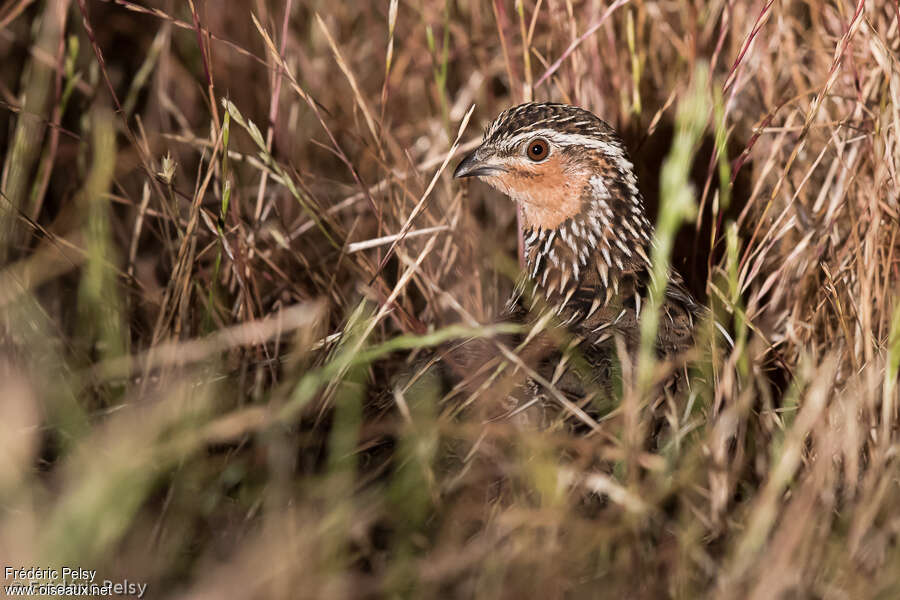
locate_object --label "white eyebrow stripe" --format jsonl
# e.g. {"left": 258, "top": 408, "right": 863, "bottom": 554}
{"left": 502, "top": 129, "right": 626, "bottom": 158}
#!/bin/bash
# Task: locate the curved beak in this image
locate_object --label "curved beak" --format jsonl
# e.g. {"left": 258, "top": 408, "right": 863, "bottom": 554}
{"left": 453, "top": 149, "right": 506, "bottom": 178}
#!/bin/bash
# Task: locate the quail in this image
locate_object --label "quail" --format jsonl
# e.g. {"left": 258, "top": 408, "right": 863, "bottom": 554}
{"left": 454, "top": 102, "right": 706, "bottom": 417}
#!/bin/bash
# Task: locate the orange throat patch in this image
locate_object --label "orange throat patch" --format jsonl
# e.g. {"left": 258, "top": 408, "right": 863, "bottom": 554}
{"left": 485, "top": 155, "right": 588, "bottom": 230}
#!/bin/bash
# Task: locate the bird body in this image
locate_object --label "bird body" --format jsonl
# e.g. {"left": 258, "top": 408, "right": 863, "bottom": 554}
{"left": 455, "top": 103, "right": 701, "bottom": 369}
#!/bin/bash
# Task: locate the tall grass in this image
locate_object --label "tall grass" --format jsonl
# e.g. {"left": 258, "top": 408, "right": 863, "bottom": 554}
{"left": 1, "top": 1, "right": 898, "bottom": 598}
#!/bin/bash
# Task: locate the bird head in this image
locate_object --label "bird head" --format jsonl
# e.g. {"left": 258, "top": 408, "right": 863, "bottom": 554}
{"left": 456, "top": 103, "right": 652, "bottom": 298}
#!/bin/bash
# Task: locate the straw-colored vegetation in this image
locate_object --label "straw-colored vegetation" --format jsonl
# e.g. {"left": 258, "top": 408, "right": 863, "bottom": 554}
{"left": 1, "top": 0, "right": 899, "bottom": 598}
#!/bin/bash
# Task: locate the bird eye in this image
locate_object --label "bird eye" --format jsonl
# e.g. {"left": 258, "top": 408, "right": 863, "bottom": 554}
{"left": 526, "top": 138, "right": 549, "bottom": 161}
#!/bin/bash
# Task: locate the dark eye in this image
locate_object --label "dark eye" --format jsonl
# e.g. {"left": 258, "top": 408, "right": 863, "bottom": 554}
{"left": 526, "top": 138, "right": 549, "bottom": 161}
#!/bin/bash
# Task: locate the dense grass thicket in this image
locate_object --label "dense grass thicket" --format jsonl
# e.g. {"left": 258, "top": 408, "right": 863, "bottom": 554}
{"left": 1, "top": 1, "right": 899, "bottom": 598}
